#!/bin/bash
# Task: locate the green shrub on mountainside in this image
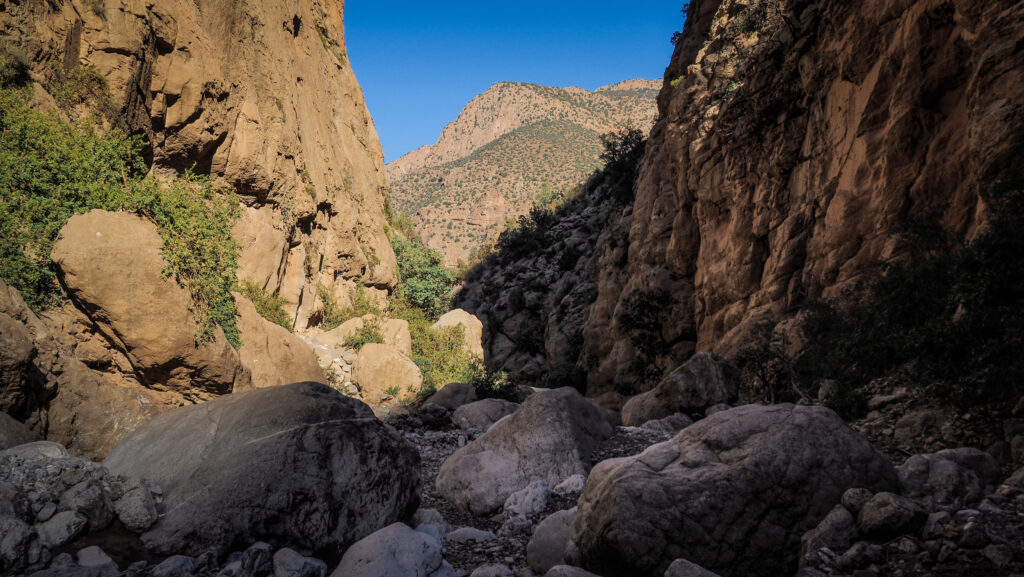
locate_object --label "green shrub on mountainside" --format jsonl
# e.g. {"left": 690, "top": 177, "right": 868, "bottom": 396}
{"left": 239, "top": 279, "right": 292, "bottom": 331}
{"left": 0, "top": 86, "right": 242, "bottom": 346}
{"left": 734, "top": 159, "right": 1024, "bottom": 415}
{"left": 391, "top": 233, "right": 456, "bottom": 321}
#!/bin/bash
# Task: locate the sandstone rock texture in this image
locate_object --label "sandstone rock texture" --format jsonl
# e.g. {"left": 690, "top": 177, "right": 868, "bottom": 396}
{"left": 436, "top": 388, "right": 617, "bottom": 516}
{"left": 352, "top": 343, "right": 423, "bottom": 401}
{"left": 1, "top": 0, "right": 397, "bottom": 330}
{"left": 566, "top": 404, "right": 899, "bottom": 577}
{"left": 52, "top": 211, "right": 250, "bottom": 399}
{"left": 432, "top": 309, "right": 485, "bottom": 360}
{"left": 0, "top": 278, "right": 154, "bottom": 460}
{"left": 582, "top": 0, "right": 1024, "bottom": 395}
{"left": 234, "top": 294, "right": 323, "bottom": 390}
{"left": 104, "top": 382, "right": 421, "bottom": 558}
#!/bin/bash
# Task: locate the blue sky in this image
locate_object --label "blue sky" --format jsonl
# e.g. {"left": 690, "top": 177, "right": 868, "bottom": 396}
{"left": 346, "top": 1, "right": 686, "bottom": 163}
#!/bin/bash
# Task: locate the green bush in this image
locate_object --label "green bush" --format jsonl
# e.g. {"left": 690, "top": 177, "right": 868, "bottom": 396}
{"left": 0, "top": 87, "right": 242, "bottom": 346}
{"left": 130, "top": 172, "right": 242, "bottom": 347}
{"left": 319, "top": 283, "right": 380, "bottom": 330}
{"left": 343, "top": 316, "right": 385, "bottom": 350}
{"left": 239, "top": 278, "right": 292, "bottom": 331}
{"left": 390, "top": 298, "right": 479, "bottom": 390}
{"left": 391, "top": 234, "right": 456, "bottom": 320}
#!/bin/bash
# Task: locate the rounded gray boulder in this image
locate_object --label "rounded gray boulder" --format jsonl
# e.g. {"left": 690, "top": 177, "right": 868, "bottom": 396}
{"left": 104, "top": 382, "right": 420, "bottom": 558}
{"left": 566, "top": 404, "right": 899, "bottom": 577}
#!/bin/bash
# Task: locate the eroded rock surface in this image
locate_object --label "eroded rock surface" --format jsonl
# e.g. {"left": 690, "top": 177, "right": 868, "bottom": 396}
{"left": 567, "top": 404, "right": 899, "bottom": 577}
{"left": 104, "top": 382, "right": 421, "bottom": 558}
{"left": 437, "top": 388, "right": 617, "bottom": 516}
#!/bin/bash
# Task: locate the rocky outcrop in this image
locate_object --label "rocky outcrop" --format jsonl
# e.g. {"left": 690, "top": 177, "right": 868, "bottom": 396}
{"left": 581, "top": 0, "right": 1024, "bottom": 395}
{"left": 388, "top": 80, "right": 659, "bottom": 265}
{"left": 1, "top": 0, "right": 397, "bottom": 330}
{"left": 621, "top": 352, "right": 738, "bottom": 426}
{"left": 436, "top": 388, "right": 618, "bottom": 515}
{"left": 352, "top": 343, "right": 423, "bottom": 402}
{"left": 566, "top": 404, "right": 899, "bottom": 577}
{"left": 0, "top": 278, "right": 154, "bottom": 460}
{"left": 52, "top": 210, "right": 250, "bottom": 399}
{"left": 104, "top": 382, "right": 421, "bottom": 558}
{"left": 234, "top": 294, "right": 323, "bottom": 390}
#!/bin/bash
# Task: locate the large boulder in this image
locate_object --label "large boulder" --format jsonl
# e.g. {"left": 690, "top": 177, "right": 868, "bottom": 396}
{"left": 566, "top": 404, "right": 899, "bottom": 577}
{"left": 0, "top": 312, "right": 33, "bottom": 412}
{"left": 437, "top": 388, "right": 618, "bottom": 515}
{"left": 329, "top": 523, "right": 457, "bottom": 577}
{"left": 897, "top": 448, "right": 1001, "bottom": 506}
{"left": 352, "top": 343, "right": 423, "bottom": 401}
{"left": 234, "top": 295, "right": 323, "bottom": 390}
{"left": 527, "top": 508, "right": 577, "bottom": 574}
{"left": 432, "top": 309, "right": 485, "bottom": 359}
{"left": 621, "top": 353, "right": 738, "bottom": 426}
{"left": 452, "top": 398, "right": 519, "bottom": 432}
{"left": 51, "top": 210, "right": 250, "bottom": 396}
{"left": 424, "top": 383, "right": 478, "bottom": 411}
{"left": 104, "top": 382, "right": 420, "bottom": 557}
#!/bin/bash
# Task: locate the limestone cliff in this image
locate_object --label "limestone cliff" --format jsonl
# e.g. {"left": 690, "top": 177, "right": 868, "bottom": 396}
{"left": 0, "top": 0, "right": 396, "bottom": 329}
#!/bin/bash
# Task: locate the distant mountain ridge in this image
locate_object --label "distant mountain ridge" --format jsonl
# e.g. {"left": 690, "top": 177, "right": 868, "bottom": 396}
{"left": 386, "top": 79, "right": 660, "bottom": 265}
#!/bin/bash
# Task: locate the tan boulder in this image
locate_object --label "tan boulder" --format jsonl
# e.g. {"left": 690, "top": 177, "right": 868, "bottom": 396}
{"left": 51, "top": 210, "right": 250, "bottom": 397}
{"left": 233, "top": 295, "right": 323, "bottom": 391}
{"left": 433, "top": 309, "right": 485, "bottom": 360}
{"left": 313, "top": 315, "right": 412, "bottom": 357}
{"left": 352, "top": 343, "right": 422, "bottom": 401}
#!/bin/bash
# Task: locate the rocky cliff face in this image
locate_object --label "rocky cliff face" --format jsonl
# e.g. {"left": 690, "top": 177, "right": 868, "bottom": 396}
{"left": 583, "top": 0, "right": 1024, "bottom": 397}
{"left": 1, "top": 0, "right": 396, "bottom": 329}
{"left": 388, "top": 80, "right": 659, "bottom": 265}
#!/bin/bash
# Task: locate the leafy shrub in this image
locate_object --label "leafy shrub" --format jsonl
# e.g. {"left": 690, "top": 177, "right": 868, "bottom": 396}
{"left": 390, "top": 298, "right": 479, "bottom": 390}
{"left": 470, "top": 367, "right": 519, "bottom": 401}
{"left": 391, "top": 234, "right": 456, "bottom": 320}
{"left": 0, "top": 87, "right": 242, "bottom": 346}
{"left": 131, "top": 172, "right": 242, "bottom": 347}
{"left": 239, "top": 278, "right": 292, "bottom": 331}
{"left": 343, "top": 316, "right": 385, "bottom": 350}
{"left": 318, "top": 282, "right": 380, "bottom": 330}
{"left": 598, "top": 127, "right": 646, "bottom": 203}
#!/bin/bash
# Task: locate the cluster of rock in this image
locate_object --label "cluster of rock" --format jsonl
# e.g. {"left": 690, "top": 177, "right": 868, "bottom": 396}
{"left": 798, "top": 448, "right": 1020, "bottom": 577}
{"left": 301, "top": 309, "right": 484, "bottom": 407}
{"left": 0, "top": 442, "right": 158, "bottom": 574}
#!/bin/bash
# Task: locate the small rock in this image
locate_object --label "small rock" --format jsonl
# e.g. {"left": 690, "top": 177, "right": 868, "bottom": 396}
{"left": 543, "top": 566, "right": 602, "bottom": 577}
{"left": 0, "top": 516, "right": 34, "bottom": 573}
{"left": 330, "top": 523, "right": 456, "bottom": 577}
{"left": 553, "top": 474, "right": 586, "bottom": 496}
{"left": 77, "top": 546, "right": 115, "bottom": 569}
{"left": 151, "top": 555, "right": 196, "bottom": 577}
{"left": 239, "top": 542, "right": 273, "bottom": 577}
{"left": 841, "top": 488, "right": 874, "bottom": 514}
{"left": 664, "top": 558, "right": 723, "bottom": 577}
{"left": 836, "top": 542, "right": 883, "bottom": 571}
{"left": 499, "top": 514, "right": 533, "bottom": 535}
{"left": 470, "top": 564, "right": 514, "bottom": 577}
{"left": 36, "top": 501, "right": 57, "bottom": 522}
{"left": 447, "top": 527, "right": 497, "bottom": 544}
{"left": 800, "top": 505, "right": 857, "bottom": 559}
{"left": 527, "top": 509, "right": 577, "bottom": 575}
{"left": 858, "top": 492, "right": 926, "bottom": 539}
{"left": 36, "top": 510, "right": 88, "bottom": 548}
{"left": 273, "top": 548, "right": 327, "bottom": 577}
{"left": 113, "top": 481, "right": 158, "bottom": 533}
{"left": 983, "top": 543, "right": 1014, "bottom": 567}
{"left": 0, "top": 441, "right": 69, "bottom": 459}
{"left": 504, "top": 480, "right": 551, "bottom": 519}
{"left": 922, "top": 511, "right": 951, "bottom": 540}
{"left": 959, "top": 521, "right": 988, "bottom": 549}
{"left": 704, "top": 404, "right": 731, "bottom": 417}
{"left": 640, "top": 413, "right": 694, "bottom": 433}
{"left": 59, "top": 480, "right": 114, "bottom": 531}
